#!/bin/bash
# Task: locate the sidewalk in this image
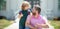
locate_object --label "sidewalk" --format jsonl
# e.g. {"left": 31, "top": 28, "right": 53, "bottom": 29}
{"left": 4, "top": 18, "right": 19, "bottom": 29}
{"left": 4, "top": 22, "right": 19, "bottom": 29}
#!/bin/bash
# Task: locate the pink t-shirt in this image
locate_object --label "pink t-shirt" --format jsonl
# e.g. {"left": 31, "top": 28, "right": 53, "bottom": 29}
{"left": 27, "top": 15, "right": 45, "bottom": 29}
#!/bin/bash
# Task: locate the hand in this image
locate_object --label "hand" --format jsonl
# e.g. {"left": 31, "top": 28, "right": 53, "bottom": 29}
{"left": 18, "top": 13, "right": 23, "bottom": 18}
{"left": 36, "top": 23, "right": 49, "bottom": 28}
{"left": 31, "top": 27, "right": 37, "bottom": 29}
{"left": 35, "top": 24, "right": 38, "bottom": 28}
{"left": 36, "top": 23, "right": 42, "bottom": 27}
{"left": 20, "top": 13, "right": 23, "bottom": 17}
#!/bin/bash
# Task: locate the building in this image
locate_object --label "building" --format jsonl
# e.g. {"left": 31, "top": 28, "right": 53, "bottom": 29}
{"left": 0, "top": 0, "right": 60, "bottom": 19}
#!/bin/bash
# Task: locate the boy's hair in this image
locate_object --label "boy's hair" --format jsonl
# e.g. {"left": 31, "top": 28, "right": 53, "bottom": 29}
{"left": 34, "top": 5, "right": 41, "bottom": 14}
{"left": 21, "top": 1, "right": 31, "bottom": 10}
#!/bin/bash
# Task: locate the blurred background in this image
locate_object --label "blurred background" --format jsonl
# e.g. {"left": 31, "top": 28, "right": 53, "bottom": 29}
{"left": 0, "top": 0, "right": 60, "bottom": 29}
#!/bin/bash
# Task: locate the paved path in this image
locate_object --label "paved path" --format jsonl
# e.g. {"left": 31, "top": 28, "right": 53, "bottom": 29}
{"left": 4, "top": 18, "right": 19, "bottom": 29}
{"left": 4, "top": 22, "right": 19, "bottom": 29}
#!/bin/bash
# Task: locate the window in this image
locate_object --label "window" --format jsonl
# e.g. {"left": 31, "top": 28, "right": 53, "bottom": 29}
{"left": 24, "top": 0, "right": 40, "bottom": 8}
{"left": 58, "top": 0, "right": 60, "bottom": 10}
{"left": 0, "top": 0, "right": 6, "bottom": 10}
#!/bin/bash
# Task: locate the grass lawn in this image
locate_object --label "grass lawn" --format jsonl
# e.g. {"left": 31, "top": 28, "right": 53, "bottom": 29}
{"left": 0, "top": 19, "right": 11, "bottom": 29}
{"left": 0, "top": 19, "right": 60, "bottom": 29}
{"left": 49, "top": 20, "right": 60, "bottom": 29}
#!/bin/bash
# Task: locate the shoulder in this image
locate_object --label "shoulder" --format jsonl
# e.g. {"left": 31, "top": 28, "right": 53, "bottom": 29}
{"left": 27, "top": 10, "right": 31, "bottom": 15}
{"left": 19, "top": 10, "right": 22, "bottom": 13}
{"left": 40, "top": 15, "right": 47, "bottom": 19}
{"left": 27, "top": 15, "right": 31, "bottom": 17}
{"left": 40, "top": 15, "right": 48, "bottom": 22}
{"left": 27, "top": 14, "right": 32, "bottom": 18}
{"left": 19, "top": 10, "right": 22, "bottom": 14}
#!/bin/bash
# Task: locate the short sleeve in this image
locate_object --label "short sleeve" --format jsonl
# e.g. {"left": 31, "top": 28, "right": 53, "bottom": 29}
{"left": 42, "top": 16, "right": 48, "bottom": 24}
{"left": 28, "top": 10, "right": 31, "bottom": 15}
{"left": 28, "top": 12, "right": 30, "bottom": 15}
{"left": 42, "top": 19, "right": 46, "bottom": 24}
{"left": 19, "top": 11, "right": 22, "bottom": 14}
{"left": 40, "top": 15, "right": 46, "bottom": 24}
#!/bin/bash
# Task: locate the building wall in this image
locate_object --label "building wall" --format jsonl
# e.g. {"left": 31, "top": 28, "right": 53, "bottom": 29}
{"left": 41, "top": 0, "right": 59, "bottom": 19}
{"left": 0, "top": 0, "right": 24, "bottom": 19}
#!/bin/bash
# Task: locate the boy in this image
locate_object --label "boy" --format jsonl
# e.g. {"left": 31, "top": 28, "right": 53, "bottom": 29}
{"left": 18, "top": 1, "right": 31, "bottom": 29}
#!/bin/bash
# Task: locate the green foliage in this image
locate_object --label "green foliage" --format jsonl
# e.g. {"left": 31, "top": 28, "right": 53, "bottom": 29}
{"left": 50, "top": 20, "right": 60, "bottom": 29}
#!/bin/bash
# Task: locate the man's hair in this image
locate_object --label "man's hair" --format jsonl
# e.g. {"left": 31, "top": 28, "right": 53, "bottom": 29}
{"left": 34, "top": 5, "right": 41, "bottom": 14}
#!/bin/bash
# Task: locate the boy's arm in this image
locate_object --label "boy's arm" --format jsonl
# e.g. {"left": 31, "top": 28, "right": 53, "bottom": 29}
{"left": 18, "top": 11, "right": 23, "bottom": 19}
{"left": 18, "top": 13, "right": 23, "bottom": 19}
{"left": 14, "top": 14, "right": 23, "bottom": 23}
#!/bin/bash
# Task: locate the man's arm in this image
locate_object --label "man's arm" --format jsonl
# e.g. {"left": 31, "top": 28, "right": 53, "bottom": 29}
{"left": 36, "top": 16, "right": 49, "bottom": 28}
{"left": 25, "top": 20, "right": 37, "bottom": 29}
{"left": 39, "top": 24, "right": 49, "bottom": 28}
{"left": 25, "top": 15, "right": 37, "bottom": 29}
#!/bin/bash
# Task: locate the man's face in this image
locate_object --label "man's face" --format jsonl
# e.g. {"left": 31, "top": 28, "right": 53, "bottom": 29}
{"left": 32, "top": 7, "right": 37, "bottom": 15}
{"left": 32, "top": 8, "right": 36, "bottom": 12}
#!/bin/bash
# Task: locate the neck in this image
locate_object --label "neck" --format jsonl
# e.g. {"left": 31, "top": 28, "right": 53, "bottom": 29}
{"left": 34, "top": 14, "right": 39, "bottom": 18}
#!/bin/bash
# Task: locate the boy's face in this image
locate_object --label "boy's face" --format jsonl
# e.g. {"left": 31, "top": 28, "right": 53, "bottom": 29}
{"left": 24, "top": 6, "right": 29, "bottom": 10}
